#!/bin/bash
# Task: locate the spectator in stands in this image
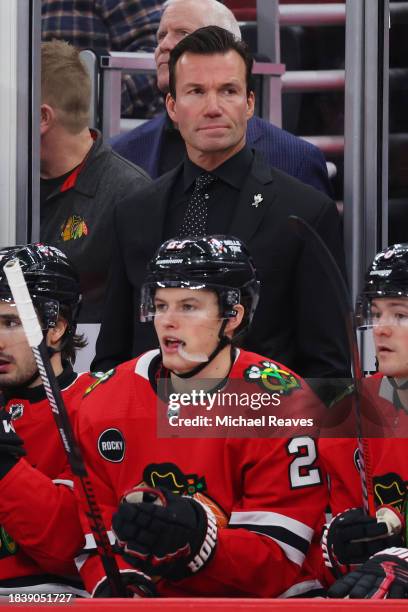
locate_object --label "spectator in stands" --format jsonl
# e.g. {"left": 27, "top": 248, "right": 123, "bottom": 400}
{"left": 92, "top": 26, "right": 349, "bottom": 379}
{"left": 40, "top": 40, "right": 150, "bottom": 323}
{"left": 111, "top": 0, "right": 333, "bottom": 195}
{"left": 41, "top": 0, "right": 165, "bottom": 119}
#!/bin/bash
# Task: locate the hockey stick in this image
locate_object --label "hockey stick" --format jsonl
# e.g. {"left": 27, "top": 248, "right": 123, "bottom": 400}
{"left": 288, "top": 215, "right": 376, "bottom": 516}
{"left": 4, "top": 258, "right": 127, "bottom": 597}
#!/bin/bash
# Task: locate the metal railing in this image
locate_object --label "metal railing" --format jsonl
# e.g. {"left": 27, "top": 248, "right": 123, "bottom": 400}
{"left": 83, "top": 51, "right": 285, "bottom": 140}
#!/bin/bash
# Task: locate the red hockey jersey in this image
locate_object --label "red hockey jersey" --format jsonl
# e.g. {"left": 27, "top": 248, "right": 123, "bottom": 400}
{"left": 0, "top": 366, "right": 94, "bottom": 594}
{"left": 320, "top": 374, "right": 408, "bottom": 517}
{"left": 74, "top": 349, "right": 328, "bottom": 598}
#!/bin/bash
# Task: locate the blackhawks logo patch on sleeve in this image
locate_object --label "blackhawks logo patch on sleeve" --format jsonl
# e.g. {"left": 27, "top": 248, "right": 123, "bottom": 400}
{"left": 83, "top": 368, "right": 116, "bottom": 397}
{"left": 244, "top": 360, "right": 301, "bottom": 395}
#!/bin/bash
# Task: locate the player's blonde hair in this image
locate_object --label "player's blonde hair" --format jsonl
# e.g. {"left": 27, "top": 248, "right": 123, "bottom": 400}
{"left": 41, "top": 40, "right": 91, "bottom": 134}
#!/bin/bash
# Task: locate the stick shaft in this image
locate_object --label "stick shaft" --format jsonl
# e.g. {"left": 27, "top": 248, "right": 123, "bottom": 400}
{"left": 289, "top": 215, "right": 376, "bottom": 516}
{"left": 4, "top": 259, "right": 126, "bottom": 596}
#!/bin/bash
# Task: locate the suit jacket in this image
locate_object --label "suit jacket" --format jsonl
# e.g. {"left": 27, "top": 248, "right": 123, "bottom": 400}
{"left": 111, "top": 113, "right": 333, "bottom": 196}
{"left": 92, "top": 151, "right": 349, "bottom": 377}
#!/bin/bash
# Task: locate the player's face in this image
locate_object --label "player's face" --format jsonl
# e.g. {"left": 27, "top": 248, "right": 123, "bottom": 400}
{"left": 0, "top": 301, "right": 38, "bottom": 388}
{"left": 155, "top": 1, "right": 211, "bottom": 93}
{"left": 371, "top": 298, "right": 408, "bottom": 377}
{"left": 153, "top": 287, "right": 222, "bottom": 374}
{"left": 166, "top": 50, "right": 254, "bottom": 169}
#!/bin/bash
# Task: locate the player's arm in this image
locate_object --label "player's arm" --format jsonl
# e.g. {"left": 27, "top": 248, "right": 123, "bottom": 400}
{"left": 0, "top": 411, "right": 84, "bottom": 575}
{"left": 113, "top": 437, "right": 327, "bottom": 597}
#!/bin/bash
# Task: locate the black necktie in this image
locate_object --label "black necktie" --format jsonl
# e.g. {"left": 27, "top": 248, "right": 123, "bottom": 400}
{"left": 179, "top": 172, "right": 215, "bottom": 237}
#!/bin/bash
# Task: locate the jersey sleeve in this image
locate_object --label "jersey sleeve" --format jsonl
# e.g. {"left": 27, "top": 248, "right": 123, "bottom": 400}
{"left": 161, "top": 437, "right": 327, "bottom": 597}
{"left": 73, "top": 400, "right": 138, "bottom": 595}
{"left": 0, "top": 457, "right": 83, "bottom": 576}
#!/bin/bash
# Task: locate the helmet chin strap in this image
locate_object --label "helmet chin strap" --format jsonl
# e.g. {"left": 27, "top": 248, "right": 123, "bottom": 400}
{"left": 170, "top": 319, "right": 231, "bottom": 379}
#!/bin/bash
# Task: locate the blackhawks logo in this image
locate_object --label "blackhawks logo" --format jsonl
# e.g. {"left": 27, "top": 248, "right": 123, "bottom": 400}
{"left": 373, "top": 472, "right": 408, "bottom": 513}
{"left": 61, "top": 215, "right": 89, "bottom": 241}
{"left": 140, "top": 462, "right": 228, "bottom": 528}
{"left": 244, "top": 360, "right": 301, "bottom": 395}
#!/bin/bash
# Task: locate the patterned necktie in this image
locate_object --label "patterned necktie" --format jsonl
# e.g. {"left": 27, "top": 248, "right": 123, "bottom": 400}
{"left": 179, "top": 172, "right": 215, "bottom": 237}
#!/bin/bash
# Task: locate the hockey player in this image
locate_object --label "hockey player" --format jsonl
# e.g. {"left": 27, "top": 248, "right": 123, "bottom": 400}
{"left": 0, "top": 243, "right": 93, "bottom": 595}
{"left": 74, "top": 234, "right": 327, "bottom": 598}
{"left": 320, "top": 243, "right": 408, "bottom": 598}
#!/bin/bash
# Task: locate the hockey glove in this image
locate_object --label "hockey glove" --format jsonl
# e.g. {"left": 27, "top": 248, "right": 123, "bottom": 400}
{"left": 0, "top": 409, "right": 26, "bottom": 478}
{"left": 112, "top": 486, "right": 217, "bottom": 581}
{"left": 322, "top": 507, "right": 403, "bottom": 575}
{"left": 93, "top": 570, "right": 157, "bottom": 598}
{"left": 327, "top": 547, "right": 408, "bottom": 598}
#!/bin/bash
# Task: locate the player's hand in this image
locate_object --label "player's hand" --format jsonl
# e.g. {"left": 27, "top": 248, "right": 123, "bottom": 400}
{"left": 112, "top": 486, "right": 217, "bottom": 580}
{"left": 322, "top": 507, "right": 403, "bottom": 573}
{"left": 327, "top": 547, "right": 408, "bottom": 598}
{"left": 0, "top": 409, "right": 26, "bottom": 478}
{"left": 92, "top": 569, "right": 156, "bottom": 598}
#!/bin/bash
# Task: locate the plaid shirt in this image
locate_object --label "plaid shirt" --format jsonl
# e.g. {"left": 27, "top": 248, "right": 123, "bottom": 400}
{"left": 42, "top": 0, "right": 165, "bottom": 118}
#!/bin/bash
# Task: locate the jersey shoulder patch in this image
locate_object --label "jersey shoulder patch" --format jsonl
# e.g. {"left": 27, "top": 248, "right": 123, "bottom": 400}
{"left": 243, "top": 359, "right": 301, "bottom": 395}
{"left": 83, "top": 368, "right": 116, "bottom": 397}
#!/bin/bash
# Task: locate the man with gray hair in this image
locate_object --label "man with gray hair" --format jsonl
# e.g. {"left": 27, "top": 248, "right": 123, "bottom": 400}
{"left": 111, "top": 0, "right": 332, "bottom": 194}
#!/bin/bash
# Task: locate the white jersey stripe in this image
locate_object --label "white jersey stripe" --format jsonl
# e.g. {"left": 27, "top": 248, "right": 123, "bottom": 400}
{"left": 278, "top": 579, "right": 324, "bottom": 598}
{"left": 134, "top": 349, "right": 160, "bottom": 380}
{"left": 244, "top": 530, "right": 306, "bottom": 566}
{"left": 52, "top": 478, "right": 74, "bottom": 488}
{"left": 229, "top": 511, "right": 314, "bottom": 541}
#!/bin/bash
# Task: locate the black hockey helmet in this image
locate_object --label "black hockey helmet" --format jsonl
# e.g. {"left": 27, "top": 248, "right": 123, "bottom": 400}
{"left": 356, "top": 243, "right": 408, "bottom": 327}
{"left": 141, "top": 235, "right": 260, "bottom": 336}
{"left": 0, "top": 243, "right": 81, "bottom": 333}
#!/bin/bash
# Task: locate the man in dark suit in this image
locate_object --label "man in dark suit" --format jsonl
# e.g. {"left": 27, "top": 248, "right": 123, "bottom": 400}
{"left": 111, "top": 0, "right": 332, "bottom": 196}
{"left": 92, "top": 26, "right": 349, "bottom": 377}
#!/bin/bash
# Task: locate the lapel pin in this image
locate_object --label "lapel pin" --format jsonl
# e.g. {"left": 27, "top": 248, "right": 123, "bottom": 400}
{"left": 251, "top": 193, "right": 264, "bottom": 208}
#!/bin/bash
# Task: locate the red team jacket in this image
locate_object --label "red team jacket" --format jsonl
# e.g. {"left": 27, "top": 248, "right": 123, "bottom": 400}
{"left": 0, "top": 366, "right": 94, "bottom": 594}
{"left": 74, "top": 348, "right": 328, "bottom": 598}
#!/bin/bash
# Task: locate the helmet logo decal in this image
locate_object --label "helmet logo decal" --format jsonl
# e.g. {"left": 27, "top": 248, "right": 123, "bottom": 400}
{"left": 61, "top": 215, "right": 89, "bottom": 241}
{"left": 244, "top": 360, "right": 301, "bottom": 395}
{"left": 166, "top": 240, "right": 191, "bottom": 251}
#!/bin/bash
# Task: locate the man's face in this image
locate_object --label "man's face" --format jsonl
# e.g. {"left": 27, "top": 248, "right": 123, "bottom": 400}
{"left": 155, "top": 1, "right": 210, "bottom": 92}
{"left": 153, "top": 287, "right": 222, "bottom": 374}
{"left": 371, "top": 297, "right": 408, "bottom": 377}
{"left": 166, "top": 50, "right": 254, "bottom": 167}
{"left": 0, "top": 301, "right": 38, "bottom": 388}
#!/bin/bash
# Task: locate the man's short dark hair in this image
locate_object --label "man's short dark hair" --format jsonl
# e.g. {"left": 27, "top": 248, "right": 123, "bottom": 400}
{"left": 168, "top": 25, "right": 254, "bottom": 98}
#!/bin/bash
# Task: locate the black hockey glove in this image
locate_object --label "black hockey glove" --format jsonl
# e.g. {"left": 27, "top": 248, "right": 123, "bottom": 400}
{"left": 93, "top": 570, "right": 157, "bottom": 598}
{"left": 322, "top": 507, "right": 403, "bottom": 575}
{"left": 327, "top": 547, "right": 408, "bottom": 598}
{"left": 112, "top": 486, "right": 217, "bottom": 581}
{"left": 0, "top": 409, "right": 26, "bottom": 478}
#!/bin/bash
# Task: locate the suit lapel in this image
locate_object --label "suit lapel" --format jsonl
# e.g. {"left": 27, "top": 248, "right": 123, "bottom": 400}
{"left": 229, "top": 152, "right": 275, "bottom": 243}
